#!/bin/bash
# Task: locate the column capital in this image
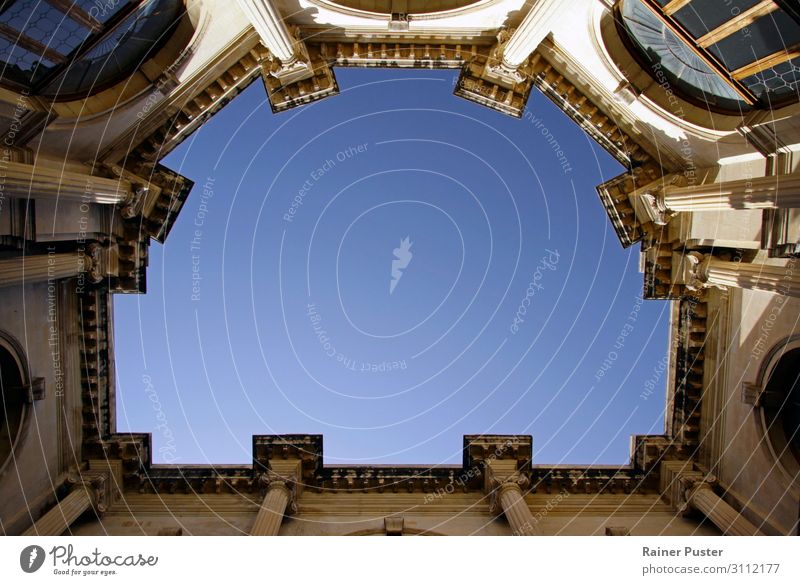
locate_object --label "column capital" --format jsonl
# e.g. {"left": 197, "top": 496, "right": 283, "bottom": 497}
{"left": 635, "top": 187, "right": 671, "bottom": 226}
{"left": 120, "top": 186, "right": 148, "bottom": 220}
{"left": 633, "top": 175, "right": 685, "bottom": 225}
{"left": 483, "top": 458, "right": 531, "bottom": 516}
{"left": 236, "top": 0, "right": 313, "bottom": 84}
{"left": 269, "top": 25, "right": 312, "bottom": 84}
{"left": 499, "top": 0, "right": 567, "bottom": 71}
{"left": 86, "top": 242, "right": 119, "bottom": 284}
{"left": 485, "top": 28, "right": 528, "bottom": 86}
{"left": 659, "top": 460, "right": 716, "bottom": 515}
{"left": 487, "top": 470, "right": 531, "bottom": 516}
{"left": 675, "top": 252, "right": 714, "bottom": 292}
{"left": 257, "top": 470, "right": 297, "bottom": 514}
{"left": 256, "top": 458, "right": 303, "bottom": 515}
{"left": 678, "top": 475, "right": 717, "bottom": 516}
{"left": 674, "top": 254, "right": 800, "bottom": 297}
{"left": 66, "top": 468, "right": 113, "bottom": 514}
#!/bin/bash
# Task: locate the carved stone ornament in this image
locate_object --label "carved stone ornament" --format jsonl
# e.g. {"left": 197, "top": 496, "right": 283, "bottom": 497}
{"left": 121, "top": 186, "right": 148, "bottom": 219}
{"left": 638, "top": 189, "right": 671, "bottom": 226}
{"left": 86, "top": 243, "right": 107, "bottom": 284}
{"left": 485, "top": 29, "right": 527, "bottom": 85}
{"left": 258, "top": 470, "right": 298, "bottom": 514}
{"left": 677, "top": 475, "right": 715, "bottom": 517}
{"left": 488, "top": 471, "right": 530, "bottom": 516}
{"left": 67, "top": 470, "right": 110, "bottom": 514}
{"left": 680, "top": 252, "right": 716, "bottom": 292}
{"left": 270, "top": 26, "right": 313, "bottom": 84}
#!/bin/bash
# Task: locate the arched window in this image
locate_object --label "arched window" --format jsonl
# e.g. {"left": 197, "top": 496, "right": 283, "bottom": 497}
{"left": 0, "top": 335, "right": 27, "bottom": 476}
{"left": 0, "top": 0, "right": 184, "bottom": 100}
{"left": 617, "top": 0, "right": 800, "bottom": 113}
{"left": 763, "top": 348, "right": 800, "bottom": 466}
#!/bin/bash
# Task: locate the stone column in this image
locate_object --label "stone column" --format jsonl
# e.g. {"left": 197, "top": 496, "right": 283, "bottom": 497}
{"left": 664, "top": 174, "right": 800, "bottom": 211}
{"left": 501, "top": 0, "right": 564, "bottom": 70}
{"left": 495, "top": 478, "right": 539, "bottom": 535}
{"left": 680, "top": 253, "right": 800, "bottom": 297}
{"left": 0, "top": 244, "right": 116, "bottom": 288}
{"left": 22, "top": 471, "right": 109, "bottom": 536}
{"left": 661, "top": 462, "right": 763, "bottom": 536}
{"left": 486, "top": 461, "right": 539, "bottom": 535}
{"left": 235, "top": 0, "right": 311, "bottom": 83}
{"left": 0, "top": 252, "right": 85, "bottom": 288}
{"left": 686, "top": 482, "right": 761, "bottom": 536}
{"left": 250, "top": 461, "right": 301, "bottom": 536}
{"left": 1, "top": 161, "right": 142, "bottom": 216}
{"left": 637, "top": 174, "right": 800, "bottom": 225}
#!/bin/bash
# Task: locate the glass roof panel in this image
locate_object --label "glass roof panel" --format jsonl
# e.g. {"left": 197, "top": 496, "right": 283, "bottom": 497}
{"left": 708, "top": 10, "right": 800, "bottom": 71}
{"left": 73, "top": 0, "right": 134, "bottom": 24}
{"left": 741, "top": 56, "right": 800, "bottom": 103}
{"left": 38, "top": 0, "right": 181, "bottom": 97}
{"left": 673, "top": 0, "right": 761, "bottom": 39}
{"left": 621, "top": 0, "right": 748, "bottom": 110}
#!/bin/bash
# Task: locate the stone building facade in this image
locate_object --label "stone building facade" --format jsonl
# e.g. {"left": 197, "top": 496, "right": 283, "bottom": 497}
{"left": 0, "top": 0, "right": 798, "bottom": 535}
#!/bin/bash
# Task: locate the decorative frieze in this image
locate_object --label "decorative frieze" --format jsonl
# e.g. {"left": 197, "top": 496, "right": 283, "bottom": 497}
{"left": 453, "top": 51, "right": 534, "bottom": 118}
{"left": 261, "top": 44, "right": 339, "bottom": 114}
{"left": 643, "top": 239, "right": 683, "bottom": 300}
{"left": 130, "top": 46, "right": 265, "bottom": 164}
{"left": 107, "top": 435, "right": 657, "bottom": 501}
{"left": 78, "top": 287, "right": 114, "bottom": 446}
{"left": 596, "top": 171, "right": 648, "bottom": 248}
{"left": 325, "top": 41, "right": 470, "bottom": 69}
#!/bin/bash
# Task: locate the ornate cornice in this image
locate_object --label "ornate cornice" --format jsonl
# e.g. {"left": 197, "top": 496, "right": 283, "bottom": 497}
{"left": 596, "top": 171, "right": 647, "bottom": 248}
{"left": 671, "top": 296, "right": 708, "bottom": 449}
{"left": 78, "top": 287, "right": 113, "bottom": 447}
{"left": 105, "top": 434, "right": 661, "bottom": 501}
{"left": 463, "top": 434, "right": 532, "bottom": 469}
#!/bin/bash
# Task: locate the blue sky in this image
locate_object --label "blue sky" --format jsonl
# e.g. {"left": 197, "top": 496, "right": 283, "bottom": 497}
{"left": 114, "top": 68, "right": 669, "bottom": 466}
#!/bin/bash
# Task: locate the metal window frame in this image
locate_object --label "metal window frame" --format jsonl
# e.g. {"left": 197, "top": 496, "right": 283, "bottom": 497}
{"left": 0, "top": 0, "right": 154, "bottom": 97}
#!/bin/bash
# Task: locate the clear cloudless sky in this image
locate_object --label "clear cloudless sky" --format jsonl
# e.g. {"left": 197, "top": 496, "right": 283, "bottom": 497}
{"left": 114, "top": 68, "right": 670, "bottom": 466}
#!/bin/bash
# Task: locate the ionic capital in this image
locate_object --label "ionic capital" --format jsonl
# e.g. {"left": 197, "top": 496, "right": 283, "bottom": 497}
{"left": 86, "top": 243, "right": 119, "bottom": 284}
{"left": 676, "top": 252, "right": 714, "bottom": 292}
{"left": 677, "top": 475, "right": 716, "bottom": 516}
{"left": 637, "top": 188, "right": 671, "bottom": 225}
{"left": 485, "top": 459, "right": 531, "bottom": 516}
{"left": 633, "top": 175, "right": 684, "bottom": 225}
{"left": 120, "top": 186, "right": 148, "bottom": 220}
{"left": 485, "top": 29, "right": 528, "bottom": 86}
{"left": 66, "top": 469, "right": 112, "bottom": 514}
{"left": 257, "top": 466, "right": 299, "bottom": 514}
